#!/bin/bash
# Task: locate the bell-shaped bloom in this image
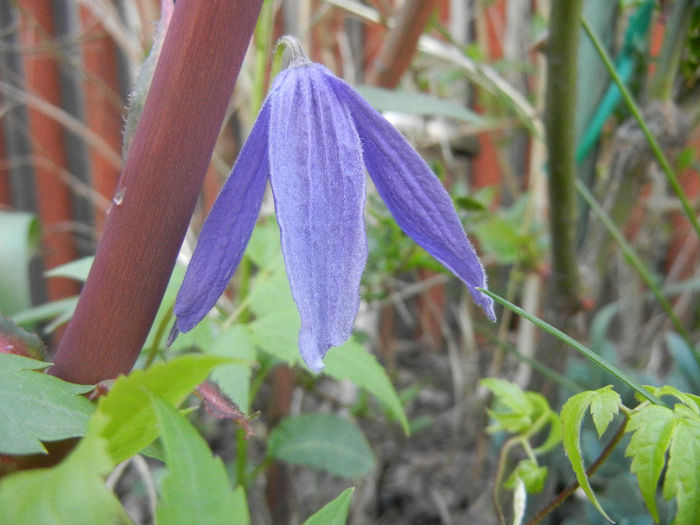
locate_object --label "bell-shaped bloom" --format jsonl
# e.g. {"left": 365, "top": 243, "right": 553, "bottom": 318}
{"left": 173, "top": 38, "right": 495, "bottom": 372}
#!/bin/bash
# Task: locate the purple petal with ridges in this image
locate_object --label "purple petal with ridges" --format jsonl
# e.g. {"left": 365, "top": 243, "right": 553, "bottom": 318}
{"left": 328, "top": 75, "right": 495, "bottom": 321}
{"left": 269, "top": 65, "right": 367, "bottom": 371}
{"left": 174, "top": 104, "right": 271, "bottom": 332}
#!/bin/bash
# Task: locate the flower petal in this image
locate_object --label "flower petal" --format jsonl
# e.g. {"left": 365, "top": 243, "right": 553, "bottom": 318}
{"left": 174, "top": 104, "right": 271, "bottom": 332}
{"left": 269, "top": 65, "right": 367, "bottom": 371}
{"left": 328, "top": 76, "right": 495, "bottom": 320}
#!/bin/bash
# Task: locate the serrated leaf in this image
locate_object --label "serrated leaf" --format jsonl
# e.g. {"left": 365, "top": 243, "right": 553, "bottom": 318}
{"left": 560, "top": 390, "right": 614, "bottom": 522}
{"left": 89, "top": 354, "right": 228, "bottom": 463}
{"left": 151, "top": 394, "right": 248, "bottom": 525}
{"left": 532, "top": 412, "right": 562, "bottom": 455}
{"left": 0, "top": 428, "right": 132, "bottom": 524}
{"left": 662, "top": 405, "right": 700, "bottom": 525}
{"left": 44, "top": 256, "right": 93, "bottom": 282}
{"left": 267, "top": 413, "right": 374, "bottom": 478}
{"left": 324, "top": 339, "right": 409, "bottom": 434}
{"left": 0, "top": 353, "right": 94, "bottom": 454}
{"left": 625, "top": 404, "right": 675, "bottom": 522}
{"left": 590, "top": 385, "right": 621, "bottom": 437}
{"left": 651, "top": 385, "right": 700, "bottom": 415}
{"left": 302, "top": 487, "right": 355, "bottom": 525}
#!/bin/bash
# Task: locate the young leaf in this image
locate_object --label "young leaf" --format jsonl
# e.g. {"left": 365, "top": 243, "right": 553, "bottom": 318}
{"left": 267, "top": 413, "right": 374, "bottom": 478}
{"left": 625, "top": 404, "right": 675, "bottom": 523}
{"left": 503, "top": 459, "right": 548, "bottom": 494}
{"left": 0, "top": 353, "right": 94, "bottom": 454}
{"left": 89, "top": 354, "right": 228, "bottom": 464}
{"left": 481, "top": 378, "right": 532, "bottom": 433}
{"left": 589, "top": 385, "right": 621, "bottom": 437}
{"left": 151, "top": 394, "right": 249, "bottom": 525}
{"left": 324, "top": 339, "right": 409, "bottom": 434}
{"left": 44, "top": 256, "right": 93, "bottom": 282}
{"left": 662, "top": 405, "right": 700, "bottom": 525}
{"left": 302, "top": 487, "right": 355, "bottom": 525}
{"left": 0, "top": 424, "right": 132, "bottom": 524}
{"left": 560, "top": 389, "right": 614, "bottom": 522}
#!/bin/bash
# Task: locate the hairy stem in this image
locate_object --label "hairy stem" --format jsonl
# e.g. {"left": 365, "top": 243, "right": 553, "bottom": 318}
{"left": 50, "top": 0, "right": 263, "bottom": 384}
{"left": 544, "top": 0, "right": 583, "bottom": 313}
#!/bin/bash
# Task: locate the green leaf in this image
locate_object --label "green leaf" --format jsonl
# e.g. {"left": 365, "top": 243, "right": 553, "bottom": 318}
{"left": 662, "top": 405, "right": 700, "bottom": 525}
{"left": 245, "top": 218, "right": 284, "bottom": 271}
{"left": 89, "top": 354, "right": 228, "bottom": 463}
{"left": 355, "top": 85, "right": 484, "bottom": 124}
{"left": 0, "top": 427, "right": 133, "bottom": 524}
{"left": 0, "top": 211, "right": 40, "bottom": 316}
{"left": 248, "top": 309, "right": 301, "bottom": 366}
{"left": 267, "top": 413, "right": 374, "bottom": 478}
{"left": 625, "top": 404, "right": 675, "bottom": 522}
{"left": 11, "top": 296, "right": 79, "bottom": 331}
{"left": 481, "top": 378, "right": 532, "bottom": 433}
{"left": 560, "top": 390, "right": 614, "bottom": 522}
{"left": 44, "top": 256, "right": 93, "bottom": 282}
{"left": 151, "top": 394, "right": 249, "bottom": 525}
{"left": 504, "top": 459, "right": 548, "bottom": 494}
{"left": 589, "top": 385, "right": 621, "bottom": 437}
{"left": 0, "top": 353, "right": 94, "bottom": 454}
{"left": 302, "top": 487, "right": 355, "bottom": 525}
{"left": 324, "top": 339, "right": 409, "bottom": 434}
{"left": 208, "top": 324, "right": 256, "bottom": 414}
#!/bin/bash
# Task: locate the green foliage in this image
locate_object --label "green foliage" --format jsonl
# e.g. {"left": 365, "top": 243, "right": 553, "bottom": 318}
{"left": 302, "top": 487, "right": 355, "bottom": 525}
{"left": 267, "top": 413, "right": 375, "bottom": 478}
{"left": 88, "top": 354, "right": 228, "bottom": 463}
{"left": 0, "top": 421, "right": 133, "bottom": 525}
{"left": 0, "top": 353, "right": 94, "bottom": 454}
{"left": 0, "top": 211, "right": 40, "bottom": 316}
{"left": 355, "top": 85, "right": 484, "bottom": 124}
{"left": 151, "top": 394, "right": 250, "bottom": 525}
{"left": 503, "top": 459, "right": 548, "bottom": 494}
{"left": 560, "top": 387, "right": 622, "bottom": 522}
{"left": 324, "top": 339, "right": 409, "bottom": 434}
{"left": 626, "top": 386, "right": 700, "bottom": 525}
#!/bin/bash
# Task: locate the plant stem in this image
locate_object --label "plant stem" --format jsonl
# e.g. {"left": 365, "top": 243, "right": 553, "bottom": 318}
{"left": 582, "top": 18, "right": 700, "bottom": 241}
{"left": 50, "top": 0, "right": 263, "bottom": 384}
{"left": 525, "top": 417, "right": 629, "bottom": 525}
{"left": 544, "top": 0, "right": 584, "bottom": 313}
{"left": 479, "top": 289, "right": 666, "bottom": 407}
{"left": 648, "top": 0, "right": 694, "bottom": 101}
{"left": 366, "top": 0, "right": 438, "bottom": 88}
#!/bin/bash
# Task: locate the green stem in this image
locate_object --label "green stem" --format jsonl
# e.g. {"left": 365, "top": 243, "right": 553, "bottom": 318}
{"left": 582, "top": 18, "right": 700, "bottom": 241}
{"left": 648, "top": 0, "right": 694, "bottom": 101}
{"left": 478, "top": 289, "right": 666, "bottom": 407}
{"left": 544, "top": 0, "right": 584, "bottom": 312}
{"left": 575, "top": 179, "right": 693, "bottom": 348}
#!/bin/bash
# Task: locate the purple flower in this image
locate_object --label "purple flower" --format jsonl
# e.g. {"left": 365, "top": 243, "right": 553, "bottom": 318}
{"left": 173, "top": 37, "right": 495, "bottom": 372}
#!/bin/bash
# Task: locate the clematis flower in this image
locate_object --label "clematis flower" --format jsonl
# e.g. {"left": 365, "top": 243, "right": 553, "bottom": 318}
{"left": 173, "top": 36, "right": 495, "bottom": 372}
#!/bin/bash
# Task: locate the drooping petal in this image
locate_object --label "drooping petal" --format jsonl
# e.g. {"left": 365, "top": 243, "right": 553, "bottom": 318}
{"left": 174, "top": 104, "right": 271, "bottom": 332}
{"left": 269, "top": 64, "right": 367, "bottom": 371}
{"left": 328, "top": 75, "right": 496, "bottom": 321}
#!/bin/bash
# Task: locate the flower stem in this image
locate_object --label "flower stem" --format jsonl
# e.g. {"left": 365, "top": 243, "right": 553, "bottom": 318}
{"left": 50, "top": 0, "right": 263, "bottom": 384}
{"left": 544, "top": 0, "right": 584, "bottom": 313}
